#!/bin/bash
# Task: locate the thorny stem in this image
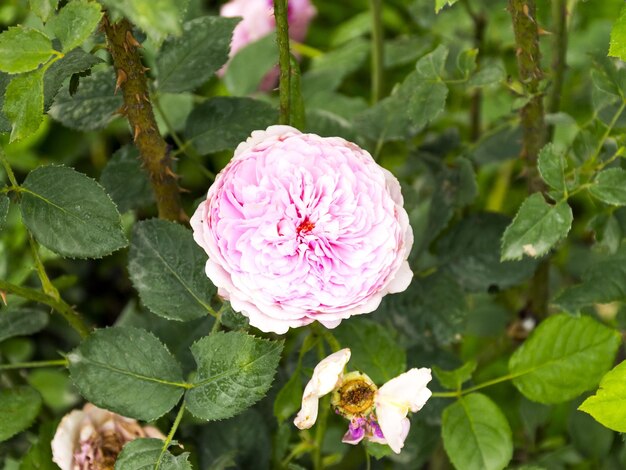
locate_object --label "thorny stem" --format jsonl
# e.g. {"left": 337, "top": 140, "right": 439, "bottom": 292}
{"left": 547, "top": 0, "right": 568, "bottom": 139}
{"left": 156, "top": 404, "right": 186, "bottom": 470}
{"left": 102, "top": 16, "right": 186, "bottom": 222}
{"left": 369, "top": 0, "right": 384, "bottom": 104}
{"left": 0, "top": 359, "right": 68, "bottom": 371}
{"left": 274, "top": 0, "right": 291, "bottom": 125}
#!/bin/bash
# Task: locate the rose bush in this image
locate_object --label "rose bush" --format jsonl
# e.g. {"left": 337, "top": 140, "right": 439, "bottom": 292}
{"left": 191, "top": 125, "right": 413, "bottom": 334}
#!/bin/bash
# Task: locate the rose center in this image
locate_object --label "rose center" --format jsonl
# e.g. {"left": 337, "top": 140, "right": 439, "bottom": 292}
{"left": 296, "top": 217, "right": 315, "bottom": 235}
{"left": 332, "top": 373, "right": 378, "bottom": 418}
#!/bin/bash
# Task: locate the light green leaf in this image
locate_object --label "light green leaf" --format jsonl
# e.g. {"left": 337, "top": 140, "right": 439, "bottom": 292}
{"left": 334, "top": 318, "right": 406, "bottom": 384}
{"left": 185, "top": 97, "right": 277, "bottom": 154}
{"left": 509, "top": 314, "right": 621, "bottom": 404}
{"left": 128, "top": 219, "right": 216, "bottom": 321}
{"left": 49, "top": 67, "right": 122, "bottom": 131}
{"left": 538, "top": 143, "right": 566, "bottom": 192}
{"left": 0, "top": 387, "right": 43, "bottom": 442}
{"left": 223, "top": 33, "right": 277, "bottom": 95}
{"left": 273, "top": 367, "right": 303, "bottom": 423}
{"left": 100, "top": 0, "right": 183, "bottom": 43}
{"left": 501, "top": 193, "right": 573, "bottom": 261}
{"left": 468, "top": 59, "right": 505, "bottom": 87}
{"left": 100, "top": 145, "right": 153, "bottom": 213}
{"left": 49, "top": 0, "right": 103, "bottom": 52}
{"left": 433, "top": 361, "right": 477, "bottom": 391}
{"left": 115, "top": 439, "right": 192, "bottom": 470}
{"left": 442, "top": 393, "right": 513, "bottom": 470}
{"left": 0, "top": 26, "right": 54, "bottom": 74}
{"left": 579, "top": 360, "right": 626, "bottom": 432}
{"left": 609, "top": 3, "right": 626, "bottom": 61}
{"left": 457, "top": 49, "right": 478, "bottom": 78}
{"left": 0, "top": 308, "right": 48, "bottom": 343}
{"left": 186, "top": 332, "right": 283, "bottom": 421}
{"left": 0, "top": 72, "right": 11, "bottom": 133}
{"left": 4, "top": 69, "right": 45, "bottom": 142}
{"left": 0, "top": 194, "right": 8, "bottom": 230}
{"left": 28, "top": 369, "right": 78, "bottom": 412}
{"left": 21, "top": 165, "right": 127, "bottom": 258}
{"left": 435, "top": 0, "right": 460, "bottom": 13}
{"left": 408, "top": 80, "right": 448, "bottom": 129}
{"left": 68, "top": 327, "right": 185, "bottom": 421}
{"left": 157, "top": 16, "right": 239, "bottom": 93}
{"left": 589, "top": 168, "right": 626, "bottom": 205}
{"left": 19, "top": 420, "right": 57, "bottom": 470}
{"left": 30, "top": 0, "right": 60, "bottom": 22}
{"left": 43, "top": 48, "right": 102, "bottom": 109}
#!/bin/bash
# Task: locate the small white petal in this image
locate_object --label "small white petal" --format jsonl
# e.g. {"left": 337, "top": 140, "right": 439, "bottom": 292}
{"left": 51, "top": 410, "right": 86, "bottom": 470}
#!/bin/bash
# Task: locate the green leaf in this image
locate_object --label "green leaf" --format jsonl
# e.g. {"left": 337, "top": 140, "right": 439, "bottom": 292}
{"left": 115, "top": 438, "right": 192, "bottom": 470}
{"left": 0, "top": 308, "right": 48, "bottom": 343}
{"left": 185, "top": 97, "right": 277, "bottom": 154}
{"left": 0, "top": 26, "right": 54, "bottom": 74}
{"left": 408, "top": 45, "right": 449, "bottom": 128}
{"left": 21, "top": 165, "right": 127, "bottom": 258}
{"left": 433, "top": 361, "right": 476, "bottom": 390}
{"left": 442, "top": 393, "right": 513, "bottom": 470}
{"left": 589, "top": 168, "right": 626, "bottom": 205}
{"left": 538, "top": 143, "right": 566, "bottom": 192}
{"left": 100, "top": 0, "right": 183, "bottom": 43}
{"left": 457, "top": 49, "right": 478, "bottom": 78}
{"left": 500, "top": 193, "right": 573, "bottom": 261}
{"left": 273, "top": 367, "right": 303, "bottom": 423}
{"left": 4, "top": 69, "right": 45, "bottom": 142}
{"left": 0, "top": 72, "right": 11, "bottom": 133}
{"left": 100, "top": 145, "right": 153, "bottom": 213}
{"left": 20, "top": 420, "right": 58, "bottom": 470}
{"left": 0, "top": 387, "right": 43, "bottom": 442}
{"left": 0, "top": 194, "right": 8, "bottom": 230}
{"left": 49, "top": 0, "right": 103, "bottom": 53}
{"left": 128, "top": 219, "right": 216, "bottom": 321}
{"left": 43, "top": 48, "right": 102, "bottom": 109}
{"left": 333, "top": 318, "right": 406, "bottom": 384}
{"left": 579, "top": 360, "right": 626, "bottom": 432}
{"left": 157, "top": 16, "right": 239, "bottom": 93}
{"left": 30, "top": 0, "right": 60, "bottom": 22}
{"left": 223, "top": 33, "right": 277, "bottom": 95}
{"left": 186, "top": 332, "right": 282, "bottom": 421}
{"left": 435, "top": 0, "right": 459, "bottom": 13}
{"left": 68, "top": 326, "right": 185, "bottom": 421}
{"left": 49, "top": 67, "right": 122, "bottom": 131}
{"left": 509, "top": 314, "right": 621, "bottom": 404}
{"left": 28, "top": 369, "right": 78, "bottom": 412}
{"left": 609, "top": 3, "right": 626, "bottom": 61}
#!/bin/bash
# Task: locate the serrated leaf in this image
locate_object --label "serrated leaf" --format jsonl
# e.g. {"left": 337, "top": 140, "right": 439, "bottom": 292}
{"left": 68, "top": 327, "right": 185, "bottom": 421}
{"left": 30, "top": 0, "right": 60, "bottom": 22}
{"left": 609, "top": 3, "right": 626, "bottom": 61}
{"left": 435, "top": 0, "right": 459, "bottom": 13}
{"left": 579, "top": 360, "right": 626, "bottom": 432}
{"left": 100, "top": 145, "right": 153, "bottom": 213}
{"left": 115, "top": 438, "right": 192, "bottom": 470}
{"left": 157, "top": 16, "right": 239, "bottom": 93}
{"left": 408, "top": 80, "right": 448, "bottom": 129}
{"left": 273, "top": 367, "right": 303, "bottom": 423}
{"left": 0, "top": 387, "right": 42, "bottom": 442}
{"left": 21, "top": 165, "right": 127, "bottom": 258}
{"left": 128, "top": 219, "right": 216, "bottom": 321}
{"left": 334, "top": 318, "right": 406, "bottom": 384}
{"left": 501, "top": 193, "right": 573, "bottom": 261}
{"left": 185, "top": 97, "right": 277, "bottom": 154}
{"left": 589, "top": 168, "right": 626, "bottom": 205}
{"left": 49, "top": 0, "right": 103, "bottom": 53}
{"left": 0, "top": 26, "right": 54, "bottom": 74}
{"left": 100, "top": 0, "right": 183, "bottom": 43}
{"left": 509, "top": 314, "right": 620, "bottom": 404}
{"left": 0, "top": 308, "right": 48, "bottom": 343}
{"left": 0, "top": 194, "right": 8, "bottom": 230}
{"left": 442, "top": 393, "right": 513, "bottom": 470}
{"left": 4, "top": 69, "right": 44, "bottom": 142}
{"left": 223, "top": 33, "right": 277, "bottom": 95}
{"left": 185, "top": 332, "right": 282, "bottom": 421}
{"left": 49, "top": 67, "right": 122, "bottom": 131}
{"left": 538, "top": 143, "right": 566, "bottom": 192}
{"left": 0, "top": 72, "right": 11, "bottom": 133}
{"left": 43, "top": 48, "right": 102, "bottom": 109}
{"left": 433, "top": 361, "right": 476, "bottom": 390}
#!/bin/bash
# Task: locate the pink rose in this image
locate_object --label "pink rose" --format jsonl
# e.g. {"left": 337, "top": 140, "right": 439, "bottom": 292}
{"left": 191, "top": 126, "right": 413, "bottom": 334}
{"left": 51, "top": 403, "right": 164, "bottom": 470}
{"left": 219, "top": 0, "right": 317, "bottom": 90}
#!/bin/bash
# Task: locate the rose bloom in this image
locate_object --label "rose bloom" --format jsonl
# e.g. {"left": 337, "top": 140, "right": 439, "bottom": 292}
{"left": 219, "top": 0, "right": 316, "bottom": 89}
{"left": 294, "top": 348, "right": 433, "bottom": 454}
{"left": 51, "top": 403, "right": 164, "bottom": 470}
{"left": 191, "top": 126, "right": 413, "bottom": 334}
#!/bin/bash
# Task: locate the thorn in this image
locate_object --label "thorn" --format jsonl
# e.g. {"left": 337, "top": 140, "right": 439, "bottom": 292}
{"left": 134, "top": 125, "right": 141, "bottom": 141}
{"left": 538, "top": 27, "right": 552, "bottom": 36}
{"left": 126, "top": 30, "right": 142, "bottom": 48}
{"left": 0, "top": 291, "right": 6, "bottom": 306}
{"left": 142, "top": 94, "right": 150, "bottom": 103}
{"left": 123, "top": 41, "right": 130, "bottom": 54}
{"left": 164, "top": 166, "right": 181, "bottom": 180}
{"left": 135, "top": 93, "right": 141, "bottom": 104}
{"left": 142, "top": 66, "right": 151, "bottom": 73}
{"left": 522, "top": 3, "right": 535, "bottom": 23}
{"left": 114, "top": 105, "right": 127, "bottom": 116}
{"left": 115, "top": 69, "right": 127, "bottom": 94}
{"left": 179, "top": 186, "right": 191, "bottom": 194}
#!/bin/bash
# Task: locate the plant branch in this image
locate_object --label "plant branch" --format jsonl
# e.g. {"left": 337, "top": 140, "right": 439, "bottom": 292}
{"left": 156, "top": 403, "right": 186, "bottom": 470}
{"left": 369, "top": 0, "right": 384, "bottom": 104}
{"left": 274, "top": 0, "right": 291, "bottom": 124}
{"left": 0, "top": 359, "right": 68, "bottom": 371}
{"left": 0, "top": 147, "right": 19, "bottom": 190}
{"left": 102, "top": 16, "right": 186, "bottom": 222}
{"left": 431, "top": 371, "right": 527, "bottom": 398}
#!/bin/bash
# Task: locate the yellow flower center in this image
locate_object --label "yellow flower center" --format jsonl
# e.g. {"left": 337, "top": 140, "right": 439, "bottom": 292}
{"left": 331, "top": 371, "right": 377, "bottom": 418}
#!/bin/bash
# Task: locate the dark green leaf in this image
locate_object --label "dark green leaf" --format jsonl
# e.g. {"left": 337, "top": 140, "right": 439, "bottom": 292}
{"left": 223, "top": 34, "right": 277, "bottom": 95}
{"left": 186, "top": 332, "right": 282, "bottom": 421}
{"left": 48, "top": 0, "right": 103, "bottom": 53}
{"left": 0, "top": 387, "right": 42, "bottom": 442}
{"left": 433, "top": 361, "right": 476, "bottom": 390}
{"left": 568, "top": 403, "right": 613, "bottom": 459}
{"left": 0, "top": 193, "right": 8, "bottom": 230}
{"left": 68, "top": 326, "right": 185, "bottom": 421}
{"left": 115, "top": 438, "right": 192, "bottom": 470}
{"left": 579, "top": 360, "right": 626, "bottom": 432}
{"left": 0, "top": 26, "right": 53, "bottom": 74}
{"left": 100, "top": 145, "right": 153, "bottom": 213}
{"left": 589, "top": 168, "right": 626, "bottom": 205}
{"left": 100, "top": 0, "right": 183, "bottom": 43}
{"left": 509, "top": 314, "right": 621, "bottom": 404}
{"left": 0, "top": 308, "right": 48, "bottom": 343}
{"left": 19, "top": 420, "right": 58, "bottom": 470}
{"left": 4, "top": 69, "right": 45, "bottom": 142}
{"left": 128, "top": 219, "right": 216, "bottom": 321}
{"left": 43, "top": 48, "right": 102, "bottom": 109}
{"left": 273, "top": 367, "right": 303, "bottom": 423}
{"left": 157, "top": 16, "right": 239, "bottom": 93}
{"left": 538, "top": 143, "right": 566, "bottom": 193}
{"left": 185, "top": 97, "right": 277, "bottom": 154}
{"left": 21, "top": 165, "right": 127, "bottom": 258}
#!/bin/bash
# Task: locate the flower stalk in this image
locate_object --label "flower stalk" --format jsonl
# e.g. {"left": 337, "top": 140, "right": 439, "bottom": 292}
{"left": 369, "top": 0, "right": 384, "bottom": 104}
{"left": 274, "top": 0, "right": 291, "bottom": 124}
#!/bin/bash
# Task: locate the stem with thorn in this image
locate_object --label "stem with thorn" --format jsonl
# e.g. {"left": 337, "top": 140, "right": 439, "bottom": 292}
{"left": 274, "top": 0, "right": 291, "bottom": 125}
